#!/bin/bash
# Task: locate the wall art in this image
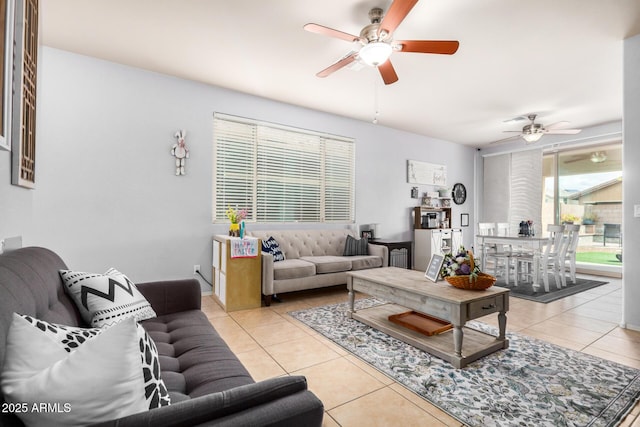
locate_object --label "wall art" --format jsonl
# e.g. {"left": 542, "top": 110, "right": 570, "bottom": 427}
{"left": 0, "top": 0, "right": 14, "bottom": 151}
{"left": 407, "top": 160, "right": 447, "bottom": 186}
{"left": 11, "top": 0, "right": 38, "bottom": 188}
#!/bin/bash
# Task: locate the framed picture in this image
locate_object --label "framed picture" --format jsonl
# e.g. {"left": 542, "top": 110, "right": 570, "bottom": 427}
{"left": 11, "top": 0, "right": 38, "bottom": 188}
{"left": 361, "top": 230, "right": 373, "bottom": 239}
{"left": 0, "top": 0, "right": 14, "bottom": 152}
{"left": 461, "top": 213, "right": 470, "bottom": 227}
{"left": 424, "top": 253, "right": 444, "bottom": 282}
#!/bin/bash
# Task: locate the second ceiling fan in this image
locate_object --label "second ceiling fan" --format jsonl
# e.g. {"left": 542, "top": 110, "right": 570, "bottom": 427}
{"left": 304, "top": 0, "right": 459, "bottom": 85}
{"left": 492, "top": 114, "right": 582, "bottom": 145}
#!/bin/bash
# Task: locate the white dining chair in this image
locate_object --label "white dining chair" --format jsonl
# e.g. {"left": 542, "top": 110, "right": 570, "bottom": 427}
{"left": 562, "top": 224, "right": 581, "bottom": 284}
{"left": 480, "top": 222, "right": 514, "bottom": 284}
{"left": 514, "top": 224, "right": 565, "bottom": 292}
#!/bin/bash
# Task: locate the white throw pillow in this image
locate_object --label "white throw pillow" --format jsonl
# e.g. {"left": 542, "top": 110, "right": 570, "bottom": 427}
{"left": 59, "top": 268, "right": 156, "bottom": 327}
{"left": 1, "top": 316, "right": 148, "bottom": 427}
{"left": 16, "top": 314, "right": 170, "bottom": 409}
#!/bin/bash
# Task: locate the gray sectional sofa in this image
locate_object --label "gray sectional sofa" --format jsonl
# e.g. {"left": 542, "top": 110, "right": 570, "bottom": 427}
{"left": 0, "top": 247, "right": 324, "bottom": 426}
{"left": 247, "top": 229, "right": 388, "bottom": 305}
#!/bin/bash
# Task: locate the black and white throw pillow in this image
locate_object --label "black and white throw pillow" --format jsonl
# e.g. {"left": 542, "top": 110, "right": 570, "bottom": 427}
{"left": 262, "top": 236, "right": 286, "bottom": 262}
{"left": 60, "top": 268, "right": 157, "bottom": 328}
{"left": 343, "top": 235, "right": 369, "bottom": 256}
{"left": 2, "top": 316, "right": 147, "bottom": 426}
{"left": 18, "top": 314, "right": 170, "bottom": 409}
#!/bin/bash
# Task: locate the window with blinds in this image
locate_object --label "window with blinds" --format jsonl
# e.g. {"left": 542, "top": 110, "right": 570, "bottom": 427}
{"left": 213, "top": 113, "right": 355, "bottom": 223}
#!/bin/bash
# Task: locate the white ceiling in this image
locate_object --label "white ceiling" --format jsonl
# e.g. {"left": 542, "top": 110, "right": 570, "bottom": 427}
{"left": 40, "top": 0, "right": 640, "bottom": 147}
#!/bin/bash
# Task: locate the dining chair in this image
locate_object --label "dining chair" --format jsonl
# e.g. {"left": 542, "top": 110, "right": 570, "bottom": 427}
{"left": 514, "top": 224, "right": 565, "bottom": 292}
{"left": 562, "top": 224, "right": 581, "bottom": 284}
{"left": 480, "top": 222, "right": 514, "bottom": 284}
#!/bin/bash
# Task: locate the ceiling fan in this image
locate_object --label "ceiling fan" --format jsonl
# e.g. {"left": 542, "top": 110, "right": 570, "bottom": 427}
{"left": 303, "top": 0, "right": 459, "bottom": 85}
{"left": 563, "top": 151, "right": 608, "bottom": 164}
{"left": 491, "top": 114, "right": 582, "bottom": 145}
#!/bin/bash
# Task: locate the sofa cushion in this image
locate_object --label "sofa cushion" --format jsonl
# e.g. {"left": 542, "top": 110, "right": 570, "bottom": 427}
{"left": 14, "top": 314, "right": 171, "bottom": 409}
{"left": 300, "top": 256, "right": 352, "bottom": 274}
{"left": 249, "top": 229, "right": 354, "bottom": 258}
{"left": 141, "top": 310, "right": 254, "bottom": 400}
{"left": 273, "top": 259, "right": 316, "bottom": 281}
{"left": 343, "top": 235, "right": 369, "bottom": 256}
{"left": 262, "top": 236, "right": 286, "bottom": 262}
{"left": 2, "top": 316, "right": 149, "bottom": 426}
{"left": 60, "top": 268, "right": 157, "bottom": 327}
{"left": 349, "top": 255, "right": 384, "bottom": 271}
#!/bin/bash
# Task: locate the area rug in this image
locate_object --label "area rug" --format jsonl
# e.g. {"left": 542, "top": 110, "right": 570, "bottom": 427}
{"left": 495, "top": 275, "right": 608, "bottom": 303}
{"left": 290, "top": 298, "right": 640, "bottom": 427}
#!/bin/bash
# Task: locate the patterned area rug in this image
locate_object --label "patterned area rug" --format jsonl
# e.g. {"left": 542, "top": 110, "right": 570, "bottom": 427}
{"left": 290, "top": 298, "right": 640, "bottom": 427}
{"left": 495, "top": 275, "right": 608, "bottom": 303}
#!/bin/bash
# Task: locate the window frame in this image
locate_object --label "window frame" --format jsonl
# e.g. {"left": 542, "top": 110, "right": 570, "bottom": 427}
{"left": 213, "top": 113, "right": 355, "bottom": 224}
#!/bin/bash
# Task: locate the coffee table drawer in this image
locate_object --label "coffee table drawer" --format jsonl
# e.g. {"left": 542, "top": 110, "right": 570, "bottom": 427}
{"left": 468, "top": 296, "right": 503, "bottom": 318}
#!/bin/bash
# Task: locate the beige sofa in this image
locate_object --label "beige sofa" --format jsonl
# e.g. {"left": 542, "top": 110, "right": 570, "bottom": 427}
{"left": 247, "top": 229, "right": 388, "bottom": 305}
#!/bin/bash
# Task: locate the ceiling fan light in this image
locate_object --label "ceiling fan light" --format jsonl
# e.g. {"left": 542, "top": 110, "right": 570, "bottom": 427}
{"left": 359, "top": 42, "right": 392, "bottom": 66}
{"left": 590, "top": 151, "right": 607, "bottom": 163}
{"left": 522, "top": 132, "right": 543, "bottom": 143}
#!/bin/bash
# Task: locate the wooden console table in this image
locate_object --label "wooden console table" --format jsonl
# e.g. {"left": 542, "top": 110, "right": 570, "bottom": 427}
{"left": 347, "top": 267, "right": 509, "bottom": 368}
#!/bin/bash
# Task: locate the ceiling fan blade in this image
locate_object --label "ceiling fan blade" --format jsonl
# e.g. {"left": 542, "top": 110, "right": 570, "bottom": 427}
{"left": 379, "top": 0, "right": 419, "bottom": 37}
{"left": 304, "top": 23, "right": 360, "bottom": 43}
{"left": 490, "top": 135, "right": 521, "bottom": 145}
{"left": 316, "top": 53, "right": 358, "bottom": 78}
{"left": 545, "top": 129, "right": 582, "bottom": 135}
{"left": 378, "top": 60, "right": 399, "bottom": 85}
{"left": 396, "top": 40, "right": 460, "bottom": 55}
{"left": 563, "top": 156, "right": 589, "bottom": 164}
{"left": 545, "top": 121, "right": 570, "bottom": 130}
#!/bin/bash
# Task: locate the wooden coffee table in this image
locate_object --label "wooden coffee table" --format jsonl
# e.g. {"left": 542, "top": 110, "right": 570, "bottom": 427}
{"left": 347, "top": 267, "right": 509, "bottom": 368}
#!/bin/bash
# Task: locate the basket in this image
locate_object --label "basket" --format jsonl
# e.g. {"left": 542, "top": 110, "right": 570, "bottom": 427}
{"left": 445, "top": 272, "right": 496, "bottom": 290}
{"left": 444, "top": 250, "right": 496, "bottom": 290}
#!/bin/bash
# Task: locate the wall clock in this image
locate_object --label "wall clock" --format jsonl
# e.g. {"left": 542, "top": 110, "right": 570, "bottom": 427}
{"left": 452, "top": 183, "right": 466, "bottom": 205}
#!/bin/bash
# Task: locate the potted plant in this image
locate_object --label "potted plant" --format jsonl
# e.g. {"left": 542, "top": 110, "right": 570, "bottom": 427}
{"left": 582, "top": 213, "right": 598, "bottom": 225}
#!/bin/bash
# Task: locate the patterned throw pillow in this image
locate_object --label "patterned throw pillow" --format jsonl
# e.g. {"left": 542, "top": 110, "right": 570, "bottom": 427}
{"left": 18, "top": 314, "right": 171, "bottom": 409}
{"left": 343, "top": 235, "right": 369, "bottom": 256}
{"left": 262, "top": 236, "right": 286, "bottom": 262}
{"left": 60, "top": 268, "right": 157, "bottom": 327}
{"left": 2, "top": 316, "right": 149, "bottom": 426}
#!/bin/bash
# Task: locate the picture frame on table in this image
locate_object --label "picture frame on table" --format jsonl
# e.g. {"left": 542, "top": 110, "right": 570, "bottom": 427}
{"left": 0, "top": 0, "right": 14, "bottom": 152}
{"left": 424, "top": 253, "right": 444, "bottom": 282}
{"left": 361, "top": 230, "right": 373, "bottom": 239}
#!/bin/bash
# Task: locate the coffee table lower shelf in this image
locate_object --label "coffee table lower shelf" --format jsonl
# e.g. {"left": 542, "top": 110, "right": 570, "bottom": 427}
{"left": 351, "top": 303, "right": 509, "bottom": 368}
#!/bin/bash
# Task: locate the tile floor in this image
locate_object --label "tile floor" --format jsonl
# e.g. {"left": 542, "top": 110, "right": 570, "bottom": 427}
{"left": 200, "top": 274, "right": 640, "bottom": 427}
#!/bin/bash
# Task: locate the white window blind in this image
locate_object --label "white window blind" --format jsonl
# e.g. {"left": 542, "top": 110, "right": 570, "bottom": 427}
{"left": 213, "top": 113, "right": 355, "bottom": 223}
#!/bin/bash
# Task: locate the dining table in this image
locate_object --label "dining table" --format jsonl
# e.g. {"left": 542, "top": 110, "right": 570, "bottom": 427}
{"left": 476, "top": 235, "right": 551, "bottom": 292}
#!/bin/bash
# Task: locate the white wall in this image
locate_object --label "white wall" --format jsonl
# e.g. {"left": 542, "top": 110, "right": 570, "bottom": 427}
{"left": 623, "top": 34, "right": 640, "bottom": 329}
{"left": 0, "top": 47, "right": 476, "bottom": 289}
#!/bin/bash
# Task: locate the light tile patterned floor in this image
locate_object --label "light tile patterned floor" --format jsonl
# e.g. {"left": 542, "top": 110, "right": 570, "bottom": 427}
{"left": 200, "top": 274, "right": 640, "bottom": 427}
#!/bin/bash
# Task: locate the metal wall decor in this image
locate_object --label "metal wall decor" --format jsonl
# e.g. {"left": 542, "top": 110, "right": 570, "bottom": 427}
{"left": 11, "top": 0, "right": 38, "bottom": 188}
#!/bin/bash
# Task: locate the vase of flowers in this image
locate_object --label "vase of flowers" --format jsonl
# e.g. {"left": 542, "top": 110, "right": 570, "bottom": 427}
{"left": 440, "top": 246, "right": 496, "bottom": 290}
{"left": 226, "top": 206, "right": 247, "bottom": 237}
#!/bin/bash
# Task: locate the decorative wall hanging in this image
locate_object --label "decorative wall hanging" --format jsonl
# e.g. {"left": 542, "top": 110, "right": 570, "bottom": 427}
{"left": 407, "top": 160, "right": 447, "bottom": 186}
{"left": 0, "top": 0, "right": 14, "bottom": 152}
{"left": 171, "top": 129, "right": 189, "bottom": 175}
{"left": 11, "top": 0, "right": 39, "bottom": 188}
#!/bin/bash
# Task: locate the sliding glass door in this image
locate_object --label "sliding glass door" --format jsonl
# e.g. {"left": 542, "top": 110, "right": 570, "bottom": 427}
{"left": 542, "top": 142, "right": 623, "bottom": 269}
